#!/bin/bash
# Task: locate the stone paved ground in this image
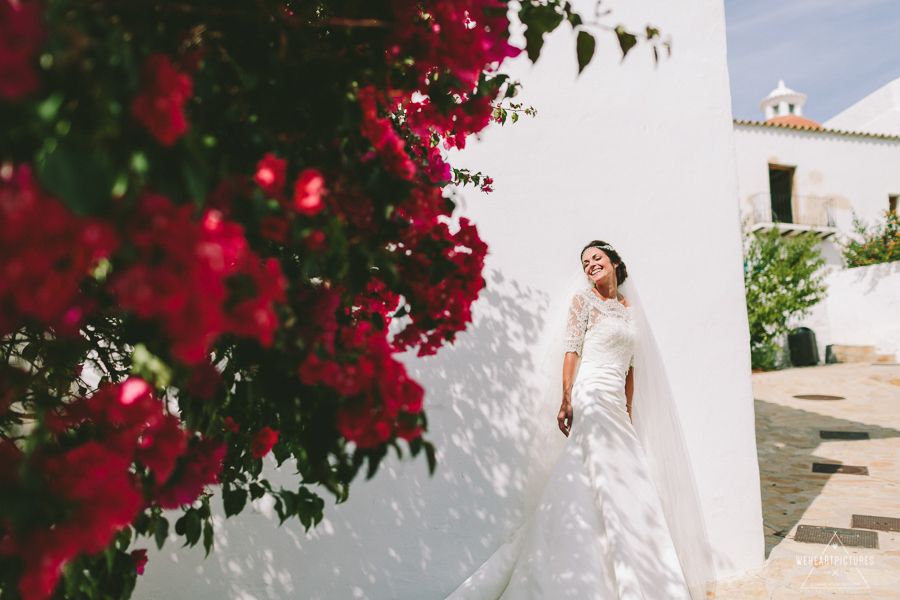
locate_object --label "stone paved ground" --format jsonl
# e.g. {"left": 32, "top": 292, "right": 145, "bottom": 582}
{"left": 713, "top": 363, "right": 900, "bottom": 600}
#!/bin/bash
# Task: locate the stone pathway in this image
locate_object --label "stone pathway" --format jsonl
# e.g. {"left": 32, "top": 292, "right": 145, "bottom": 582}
{"left": 713, "top": 363, "right": 900, "bottom": 600}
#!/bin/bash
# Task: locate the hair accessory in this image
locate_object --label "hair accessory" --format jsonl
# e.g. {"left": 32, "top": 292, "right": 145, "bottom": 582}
{"left": 587, "top": 244, "right": 615, "bottom": 253}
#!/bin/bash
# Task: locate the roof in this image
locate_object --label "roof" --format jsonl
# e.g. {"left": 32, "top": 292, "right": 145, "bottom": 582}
{"left": 734, "top": 118, "right": 900, "bottom": 141}
{"left": 765, "top": 115, "right": 823, "bottom": 130}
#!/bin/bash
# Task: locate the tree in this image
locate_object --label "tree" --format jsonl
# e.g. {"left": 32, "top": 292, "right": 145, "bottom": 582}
{"left": 0, "top": 1, "right": 667, "bottom": 599}
{"left": 744, "top": 228, "right": 828, "bottom": 370}
{"left": 841, "top": 210, "right": 900, "bottom": 268}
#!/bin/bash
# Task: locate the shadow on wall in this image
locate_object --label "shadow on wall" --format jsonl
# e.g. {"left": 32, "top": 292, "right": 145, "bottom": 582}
{"left": 134, "top": 270, "right": 560, "bottom": 600}
{"left": 847, "top": 259, "right": 900, "bottom": 295}
{"left": 402, "top": 268, "right": 564, "bottom": 595}
{"left": 754, "top": 398, "right": 900, "bottom": 559}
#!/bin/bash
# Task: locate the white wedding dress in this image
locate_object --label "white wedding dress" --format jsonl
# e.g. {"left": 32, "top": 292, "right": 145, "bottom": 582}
{"left": 446, "top": 288, "right": 693, "bottom": 600}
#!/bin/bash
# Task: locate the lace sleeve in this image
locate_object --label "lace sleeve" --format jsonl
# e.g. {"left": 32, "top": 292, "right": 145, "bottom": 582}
{"left": 563, "top": 291, "right": 589, "bottom": 355}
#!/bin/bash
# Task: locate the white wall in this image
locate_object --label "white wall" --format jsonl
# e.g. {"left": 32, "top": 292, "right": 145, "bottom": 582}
{"left": 733, "top": 124, "right": 900, "bottom": 265}
{"left": 825, "top": 77, "right": 900, "bottom": 137}
{"left": 134, "top": 1, "right": 764, "bottom": 598}
{"left": 798, "top": 261, "right": 900, "bottom": 362}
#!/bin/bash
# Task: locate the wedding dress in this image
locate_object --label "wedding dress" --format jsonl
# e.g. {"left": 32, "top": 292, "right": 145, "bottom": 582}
{"left": 446, "top": 287, "right": 698, "bottom": 600}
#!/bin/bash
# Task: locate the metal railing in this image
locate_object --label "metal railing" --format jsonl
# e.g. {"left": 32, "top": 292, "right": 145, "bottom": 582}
{"left": 748, "top": 193, "right": 836, "bottom": 228}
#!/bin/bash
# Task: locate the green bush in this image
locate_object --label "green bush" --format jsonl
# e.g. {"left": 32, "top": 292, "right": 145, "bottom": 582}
{"left": 744, "top": 228, "right": 828, "bottom": 370}
{"left": 842, "top": 210, "right": 900, "bottom": 268}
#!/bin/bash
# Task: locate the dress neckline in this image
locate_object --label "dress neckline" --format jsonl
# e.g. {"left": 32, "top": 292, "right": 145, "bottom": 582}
{"left": 587, "top": 287, "right": 630, "bottom": 310}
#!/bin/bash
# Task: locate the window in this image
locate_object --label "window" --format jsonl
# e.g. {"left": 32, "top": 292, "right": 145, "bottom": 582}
{"left": 891, "top": 195, "right": 898, "bottom": 213}
{"left": 788, "top": 103, "right": 795, "bottom": 114}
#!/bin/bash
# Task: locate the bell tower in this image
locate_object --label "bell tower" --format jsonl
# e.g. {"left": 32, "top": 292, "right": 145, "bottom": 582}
{"left": 759, "top": 80, "right": 807, "bottom": 121}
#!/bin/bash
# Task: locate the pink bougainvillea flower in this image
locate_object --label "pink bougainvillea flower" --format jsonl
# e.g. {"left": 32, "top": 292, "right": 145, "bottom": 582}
{"left": 111, "top": 193, "right": 286, "bottom": 364}
{"left": 130, "top": 549, "right": 148, "bottom": 575}
{"left": 222, "top": 416, "right": 240, "bottom": 433}
{"left": 0, "top": 164, "right": 119, "bottom": 337}
{"left": 357, "top": 87, "right": 417, "bottom": 180}
{"left": 130, "top": 54, "right": 193, "bottom": 146}
{"left": 0, "top": 0, "right": 45, "bottom": 101}
{"left": 251, "top": 426, "right": 279, "bottom": 458}
{"left": 119, "top": 377, "right": 152, "bottom": 406}
{"left": 253, "top": 153, "right": 287, "bottom": 196}
{"left": 154, "top": 437, "right": 225, "bottom": 509}
{"left": 293, "top": 169, "right": 326, "bottom": 216}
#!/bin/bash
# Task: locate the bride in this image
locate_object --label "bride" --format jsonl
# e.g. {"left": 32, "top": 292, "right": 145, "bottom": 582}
{"left": 446, "top": 241, "right": 716, "bottom": 600}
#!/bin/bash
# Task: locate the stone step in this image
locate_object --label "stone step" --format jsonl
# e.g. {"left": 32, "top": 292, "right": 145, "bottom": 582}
{"left": 826, "top": 344, "right": 892, "bottom": 364}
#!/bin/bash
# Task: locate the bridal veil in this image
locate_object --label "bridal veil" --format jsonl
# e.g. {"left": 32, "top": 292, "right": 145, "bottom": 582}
{"left": 535, "top": 270, "right": 717, "bottom": 600}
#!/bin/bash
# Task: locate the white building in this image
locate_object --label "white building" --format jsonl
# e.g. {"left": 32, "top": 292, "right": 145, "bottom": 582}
{"left": 734, "top": 79, "right": 900, "bottom": 266}
{"left": 733, "top": 79, "right": 900, "bottom": 361}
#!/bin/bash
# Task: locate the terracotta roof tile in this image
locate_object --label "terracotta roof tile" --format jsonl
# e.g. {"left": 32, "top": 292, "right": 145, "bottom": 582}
{"left": 765, "top": 115, "right": 823, "bottom": 130}
{"left": 733, "top": 119, "right": 900, "bottom": 141}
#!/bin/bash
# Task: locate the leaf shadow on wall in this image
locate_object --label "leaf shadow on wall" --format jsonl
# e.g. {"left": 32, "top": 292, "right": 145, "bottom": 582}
{"left": 132, "top": 269, "right": 558, "bottom": 600}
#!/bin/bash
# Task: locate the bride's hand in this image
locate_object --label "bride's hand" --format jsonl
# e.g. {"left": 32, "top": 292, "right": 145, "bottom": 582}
{"left": 557, "top": 402, "right": 573, "bottom": 437}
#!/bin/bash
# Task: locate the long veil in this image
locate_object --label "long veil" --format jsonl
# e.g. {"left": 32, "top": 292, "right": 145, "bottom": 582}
{"left": 536, "top": 270, "right": 717, "bottom": 600}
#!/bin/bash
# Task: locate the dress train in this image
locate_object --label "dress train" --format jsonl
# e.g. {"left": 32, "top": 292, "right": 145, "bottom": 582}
{"left": 446, "top": 361, "right": 692, "bottom": 600}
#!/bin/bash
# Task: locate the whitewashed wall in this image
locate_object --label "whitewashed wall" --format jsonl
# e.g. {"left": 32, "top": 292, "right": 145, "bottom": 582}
{"left": 732, "top": 124, "right": 900, "bottom": 266}
{"left": 797, "top": 262, "right": 900, "bottom": 363}
{"left": 134, "top": 1, "right": 764, "bottom": 598}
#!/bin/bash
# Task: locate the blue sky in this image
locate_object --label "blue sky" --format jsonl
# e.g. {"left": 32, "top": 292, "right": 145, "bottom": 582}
{"left": 724, "top": 0, "right": 900, "bottom": 124}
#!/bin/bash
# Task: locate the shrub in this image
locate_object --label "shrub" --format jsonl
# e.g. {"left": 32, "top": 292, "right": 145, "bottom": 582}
{"left": 744, "top": 228, "right": 828, "bottom": 370}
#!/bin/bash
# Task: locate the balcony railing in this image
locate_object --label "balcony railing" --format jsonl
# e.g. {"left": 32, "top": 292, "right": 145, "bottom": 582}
{"left": 748, "top": 193, "right": 837, "bottom": 238}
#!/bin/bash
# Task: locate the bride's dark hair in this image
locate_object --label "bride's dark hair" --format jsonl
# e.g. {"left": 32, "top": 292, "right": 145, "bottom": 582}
{"left": 581, "top": 240, "right": 628, "bottom": 285}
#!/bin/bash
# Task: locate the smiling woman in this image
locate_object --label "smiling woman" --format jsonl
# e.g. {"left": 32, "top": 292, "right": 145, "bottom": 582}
{"left": 581, "top": 240, "right": 629, "bottom": 287}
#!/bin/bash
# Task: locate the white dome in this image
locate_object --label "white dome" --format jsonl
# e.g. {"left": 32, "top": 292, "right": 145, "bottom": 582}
{"left": 759, "top": 80, "right": 808, "bottom": 119}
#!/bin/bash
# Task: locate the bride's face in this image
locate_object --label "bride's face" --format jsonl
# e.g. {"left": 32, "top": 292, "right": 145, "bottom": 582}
{"left": 582, "top": 248, "right": 617, "bottom": 286}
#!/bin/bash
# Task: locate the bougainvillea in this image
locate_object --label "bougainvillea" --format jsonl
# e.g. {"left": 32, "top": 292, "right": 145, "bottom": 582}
{"left": 0, "top": 0, "right": 663, "bottom": 598}
{"left": 841, "top": 210, "right": 900, "bottom": 267}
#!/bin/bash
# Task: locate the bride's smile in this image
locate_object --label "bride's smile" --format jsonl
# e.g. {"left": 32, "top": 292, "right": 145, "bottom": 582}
{"left": 582, "top": 248, "right": 618, "bottom": 289}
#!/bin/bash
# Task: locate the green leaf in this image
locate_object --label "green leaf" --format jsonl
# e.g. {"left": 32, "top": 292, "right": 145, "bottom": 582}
{"left": 203, "top": 520, "right": 214, "bottom": 557}
{"left": 366, "top": 447, "right": 387, "bottom": 480}
{"left": 424, "top": 441, "right": 437, "bottom": 475}
{"left": 520, "top": 4, "right": 565, "bottom": 63}
{"left": 272, "top": 439, "right": 291, "bottom": 466}
{"left": 154, "top": 516, "right": 169, "bottom": 550}
{"left": 21, "top": 342, "right": 40, "bottom": 362}
{"left": 38, "top": 137, "right": 114, "bottom": 215}
{"left": 576, "top": 31, "right": 596, "bottom": 74}
{"left": 223, "top": 487, "right": 248, "bottom": 517}
{"left": 174, "top": 514, "right": 186, "bottom": 536}
{"left": 130, "top": 344, "right": 172, "bottom": 389}
{"left": 280, "top": 490, "right": 296, "bottom": 525}
{"left": 615, "top": 26, "right": 638, "bottom": 58}
{"left": 36, "top": 92, "right": 64, "bottom": 122}
{"left": 185, "top": 510, "right": 201, "bottom": 546}
{"left": 249, "top": 483, "right": 266, "bottom": 500}
{"left": 566, "top": 4, "right": 583, "bottom": 28}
